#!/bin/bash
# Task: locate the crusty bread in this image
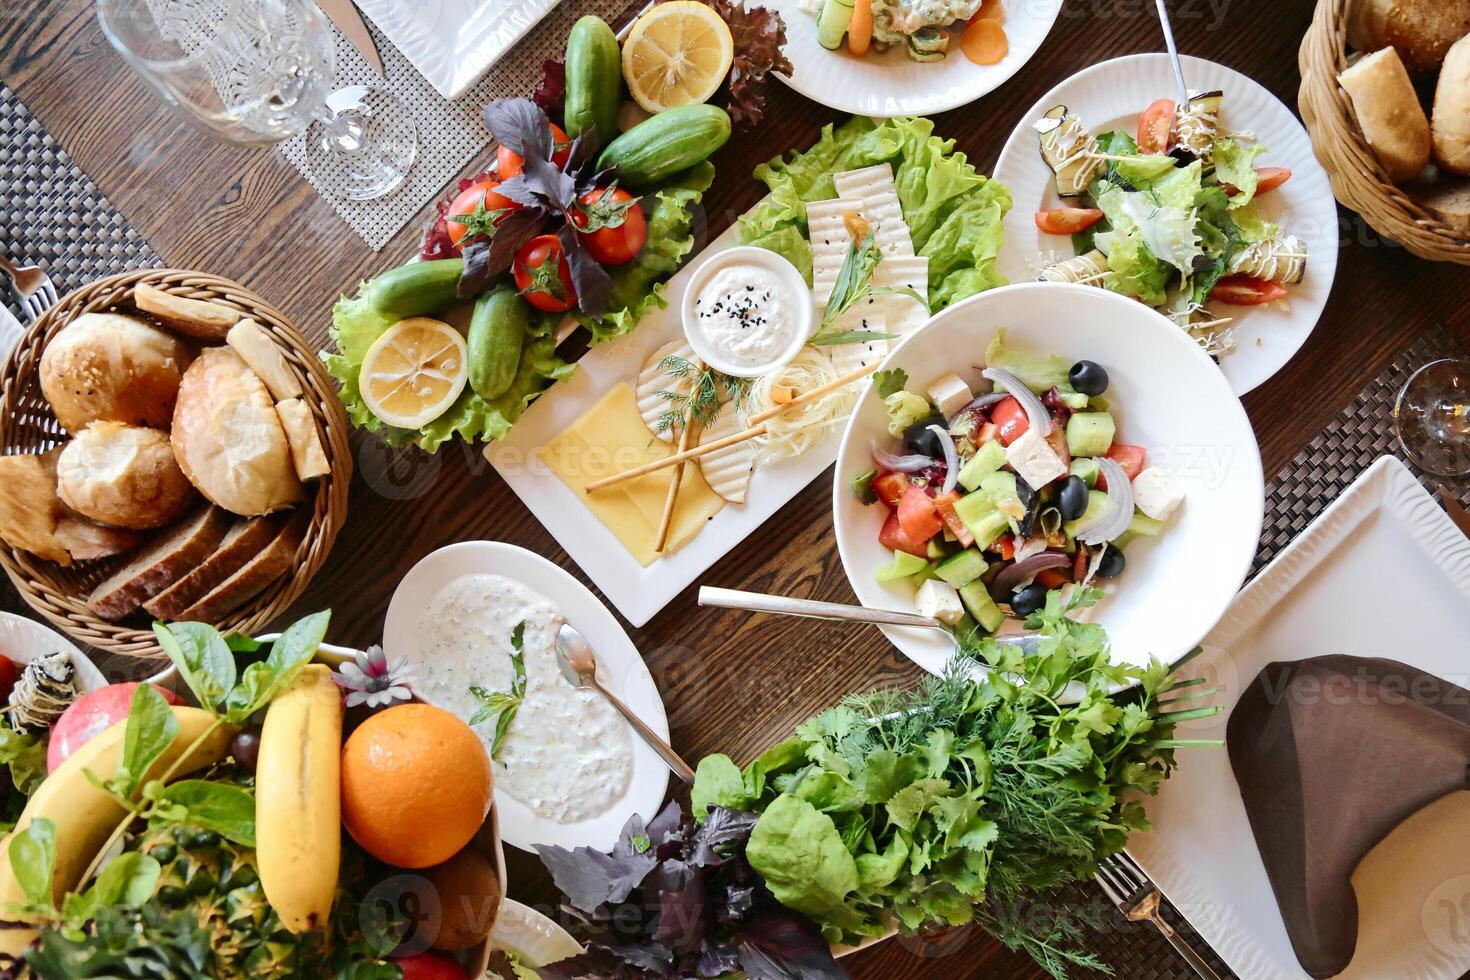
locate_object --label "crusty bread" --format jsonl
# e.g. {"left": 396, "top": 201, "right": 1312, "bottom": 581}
{"left": 56, "top": 422, "right": 196, "bottom": 530}
{"left": 226, "top": 319, "right": 301, "bottom": 401}
{"left": 274, "top": 398, "right": 330, "bottom": 481}
{"left": 0, "top": 450, "right": 69, "bottom": 564}
{"left": 171, "top": 347, "right": 303, "bottom": 516}
{"left": 1433, "top": 35, "right": 1470, "bottom": 174}
{"left": 1348, "top": 0, "right": 1470, "bottom": 71}
{"left": 173, "top": 513, "right": 303, "bottom": 622}
{"left": 1405, "top": 165, "right": 1470, "bottom": 230}
{"left": 1339, "top": 47, "right": 1434, "bottom": 181}
{"left": 39, "top": 312, "right": 191, "bottom": 434}
{"left": 87, "top": 506, "right": 232, "bottom": 621}
{"left": 143, "top": 515, "right": 282, "bottom": 618}
{"left": 133, "top": 284, "right": 241, "bottom": 342}
{"left": 52, "top": 519, "right": 145, "bottom": 562}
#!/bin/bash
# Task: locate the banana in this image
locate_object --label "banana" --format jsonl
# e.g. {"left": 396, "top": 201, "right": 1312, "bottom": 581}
{"left": 256, "top": 664, "right": 342, "bottom": 933}
{"left": 0, "top": 705, "right": 234, "bottom": 942}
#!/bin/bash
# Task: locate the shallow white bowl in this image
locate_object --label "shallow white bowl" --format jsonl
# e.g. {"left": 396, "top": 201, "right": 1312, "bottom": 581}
{"left": 832, "top": 282, "right": 1264, "bottom": 675}
{"left": 0, "top": 612, "right": 108, "bottom": 693}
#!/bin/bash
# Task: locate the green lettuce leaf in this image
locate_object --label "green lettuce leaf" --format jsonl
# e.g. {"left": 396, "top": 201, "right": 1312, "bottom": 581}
{"left": 1104, "top": 236, "right": 1170, "bottom": 306}
{"left": 1149, "top": 161, "right": 1202, "bottom": 211}
{"left": 746, "top": 794, "right": 860, "bottom": 921}
{"left": 1214, "top": 138, "right": 1268, "bottom": 209}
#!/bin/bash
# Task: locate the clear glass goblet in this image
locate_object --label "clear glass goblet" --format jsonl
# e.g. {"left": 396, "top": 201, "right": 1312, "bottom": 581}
{"left": 1394, "top": 359, "right": 1470, "bottom": 478}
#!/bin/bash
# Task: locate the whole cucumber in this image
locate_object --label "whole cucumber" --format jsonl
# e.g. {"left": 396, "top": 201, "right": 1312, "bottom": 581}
{"left": 466, "top": 286, "right": 528, "bottom": 400}
{"left": 563, "top": 16, "right": 622, "bottom": 145}
{"left": 597, "top": 104, "right": 731, "bottom": 188}
{"left": 362, "top": 259, "right": 464, "bottom": 318}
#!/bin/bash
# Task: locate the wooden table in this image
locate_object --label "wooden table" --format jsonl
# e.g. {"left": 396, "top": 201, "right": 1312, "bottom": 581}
{"left": 4, "top": 0, "right": 1470, "bottom": 975}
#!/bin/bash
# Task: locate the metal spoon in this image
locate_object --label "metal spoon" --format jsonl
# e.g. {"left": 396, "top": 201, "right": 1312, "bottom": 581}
{"left": 555, "top": 622, "right": 696, "bottom": 783}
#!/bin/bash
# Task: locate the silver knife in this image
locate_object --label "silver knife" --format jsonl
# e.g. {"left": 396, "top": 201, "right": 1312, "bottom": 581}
{"left": 1439, "top": 490, "right": 1470, "bottom": 539}
{"left": 314, "top": 0, "right": 384, "bottom": 77}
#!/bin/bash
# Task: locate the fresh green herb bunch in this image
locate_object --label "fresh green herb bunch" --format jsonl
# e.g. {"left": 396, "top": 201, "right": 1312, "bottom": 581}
{"left": 654, "top": 354, "right": 752, "bottom": 436}
{"left": 691, "top": 589, "right": 1218, "bottom": 978}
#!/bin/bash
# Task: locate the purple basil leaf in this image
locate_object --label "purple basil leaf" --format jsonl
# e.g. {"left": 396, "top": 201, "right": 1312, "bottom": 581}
{"left": 734, "top": 910, "right": 847, "bottom": 980}
{"left": 495, "top": 174, "right": 551, "bottom": 210}
{"left": 655, "top": 860, "right": 709, "bottom": 954}
{"left": 690, "top": 807, "right": 758, "bottom": 867}
{"left": 717, "top": 881, "right": 758, "bottom": 924}
{"left": 532, "top": 58, "right": 566, "bottom": 113}
{"left": 565, "top": 130, "right": 602, "bottom": 175}
{"left": 697, "top": 943, "right": 743, "bottom": 977}
{"left": 538, "top": 842, "right": 658, "bottom": 914}
{"left": 610, "top": 809, "right": 651, "bottom": 862}
{"left": 603, "top": 939, "right": 675, "bottom": 973}
{"left": 646, "top": 799, "right": 688, "bottom": 848}
{"left": 538, "top": 948, "right": 638, "bottom": 980}
{"left": 521, "top": 150, "right": 578, "bottom": 212}
{"left": 482, "top": 97, "right": 551, "bottom": 158}
{"left": 485, "top": 208, "right": 545, "bottom": 279}
{"left": 574, "top": 165, "right": 617, "bottom": 198}
{"left": 458, "top": 239, "right": 493, "bottom": 299}
{"left": 557, "top": 224, "right": 612, "bottom": 318}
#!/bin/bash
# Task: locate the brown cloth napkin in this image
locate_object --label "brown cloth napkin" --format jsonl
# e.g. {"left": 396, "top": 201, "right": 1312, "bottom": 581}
{"left": 1226, "top": 655, "right": 1470, "bottom": 979}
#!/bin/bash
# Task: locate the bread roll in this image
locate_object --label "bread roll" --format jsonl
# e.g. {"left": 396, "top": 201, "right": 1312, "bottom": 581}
{"left": 1433, "top": 35, "right": 1470, "bottom": 174}
{"left": 1405, "top": 165, "right": 1470, "bottom": 230}
{"left": 0, "top": 450, "right": 69, "bottom": 564}
{"left": 171, "top": 348, "right": 303, "bottom": 516}
{"left": 57, "top": 422, "right": 196, "bottom": 529}
{"left": 1348, "top": 0, "right": 1470, "bottom": 72}
{"left": 1339, "top": 48, "right": 1433, "bottom": 181}
{"left": 133, "top": 284, "right": 241, "bottom": 342}
{"left": 226, "top": 319, "right": 301, "bottom": 400}
{"left": 40, "top": 312, "right": 192, "bottom": 433}
{"left": 274, "top": 398, "right": 330, "bottom": 481}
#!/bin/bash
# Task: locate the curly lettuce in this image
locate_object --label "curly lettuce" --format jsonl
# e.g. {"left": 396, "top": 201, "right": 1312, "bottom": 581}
{"left": 1213, "top": 138, "right": 1268, "bottom": 209}
{"left": 740, "top": 116, "right": 1011, "bottom": 310}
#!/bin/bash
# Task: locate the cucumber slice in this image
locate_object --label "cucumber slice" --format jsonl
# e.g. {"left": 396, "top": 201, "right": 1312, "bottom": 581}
{"left": 816, "top": 0, "right": 854, "bottom": 50}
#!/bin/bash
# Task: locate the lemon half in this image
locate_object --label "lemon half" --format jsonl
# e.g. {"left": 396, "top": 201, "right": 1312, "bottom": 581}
{"left": 358, "top": 317, "right": 468, "bottom": 429}
{"left": 621, "top": 1, "right": 734, "bottom": 113}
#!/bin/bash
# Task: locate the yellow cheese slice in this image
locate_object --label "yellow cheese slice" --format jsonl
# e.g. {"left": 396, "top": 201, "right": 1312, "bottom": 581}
{"left": 539, "top": 383, "right": 724, "bottom": 566}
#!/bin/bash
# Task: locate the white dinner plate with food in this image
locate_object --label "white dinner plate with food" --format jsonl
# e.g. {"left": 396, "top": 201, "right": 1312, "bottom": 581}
{"left": 383, "top": 541, "right": 672, "bottom": 854}
{"left": 833, "top": 281, "right": 1263, "bottom": 675}
{"left": 0, "top": 612, "right": 109, "bottom": 693}
{"left": 1130, "top": 456, "right": 1470, "bottom": 979}
{"left": 991, "top": 54, "right": 1339, "bottom": 395}
{"left": 765, "top": 0, "right": 1063, "bottom": 116}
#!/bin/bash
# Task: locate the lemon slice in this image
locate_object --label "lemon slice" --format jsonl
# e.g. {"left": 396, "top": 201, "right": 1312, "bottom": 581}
{"left": 621, "top": 1, "right": 734, "bottom": 113}
{"left": 358, "top": 317, "right": 468, "bottom": 429}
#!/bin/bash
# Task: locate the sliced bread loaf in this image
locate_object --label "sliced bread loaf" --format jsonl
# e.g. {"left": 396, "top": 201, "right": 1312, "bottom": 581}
{"left": 87, "top": 506, "right": 232, "bottom": 621}
{"left": 143, "top": 515, "right": 282, "bottom": 619}
{"left": 173, "top": 512, "right": 305, "bottom": 623}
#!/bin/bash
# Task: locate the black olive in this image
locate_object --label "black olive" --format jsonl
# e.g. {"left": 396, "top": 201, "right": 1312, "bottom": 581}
{"left": 1010, "top": 582, "right": 1049, "bottom": 617}
{"left": 156, "top": 885, "right": 188, "bottom": 907}
{"left": 1057, "top": 475, "right": 1089, "bottom": 522}
{"left": 1068, "top": 360, "right": 1109, "bottom": 396}
{"left": 902, "top": 413, "right": 949, "bottom": 457}
{"left": 1096, "top": 545, "right": 1126, "bottom": 578}
{"left": 230, "top": 729, "right": 262, "bottom": 771}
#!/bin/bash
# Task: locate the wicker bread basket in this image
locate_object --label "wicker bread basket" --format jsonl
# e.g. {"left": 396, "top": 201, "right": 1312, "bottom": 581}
{"left": 1299, "top": 0, "right": 1470, "bottom": 263}
{"left": 0, "top": 270, "right": 352, "bottom": 662}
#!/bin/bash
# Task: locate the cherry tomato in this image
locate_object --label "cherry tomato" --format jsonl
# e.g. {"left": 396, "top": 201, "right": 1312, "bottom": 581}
{"left": 1225, "top": 166, "right": 1293, "bottom": 197}
{"left": 0, "top": 658, "right": 16, "bottom": 703}
{"left": 497, "top": 123, "right": 572, "bottom": 177}
{"left": 574, "top": 186, "right": 647, "bottom": 265}
{"left": 513, "top": 234, "right": 577, "bottom": 313}
{"left": 1034, "top": 207, "right": 1105, "bottom": 235}
{"left": 1137, "top": 98, "right": 1176, "bottom": 154}
{"left": 1100, "top": 444, "right": 1147, "bottom": 488}
{"left": 990, "top": 396, "right": 1030, "bottom": 446}
{"left": 879, "top": 511, "right": 930, "bottom": 559}
{"left": 1210, "top": 274, "right": 1288, "bottom": 306}
{"left": 444, "top": 179, "right": 519, "bottom": 248}
{"left": 394, "top": 952, "right": 468, "bottom": 980}
{"left": 872, "top": 471, "right": 911, "bottom": 510}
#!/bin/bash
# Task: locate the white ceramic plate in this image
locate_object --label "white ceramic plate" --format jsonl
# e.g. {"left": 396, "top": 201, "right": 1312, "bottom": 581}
{"left": 355, "top": 0, "right": 562, "bottom": 98}
{"left": 489, "top": 897, "right": 583, "bottom": 972}
{"left": 991, "top": 54, "right": 1339, "bottom": 395}
{"left": 833, "top": 281, "right": 1264, "bottom": 675}
{"left": 1130, "top": 456, "right": 1470, "bottom": 980}
{"left": 0, "top": 612, "right": 108, "bottom": 693}
{"left": 383, "top": 541, "right": 671, "bottom": 854}
{"left": 766, "top": 0, "right": 1063, "bottom": 116}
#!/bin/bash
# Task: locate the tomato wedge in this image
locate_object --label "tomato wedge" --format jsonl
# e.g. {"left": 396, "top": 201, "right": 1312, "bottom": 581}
{"left": 897, "top": 486, "right": 945, "bottom": 545}
{"left": 991, "top": 396, "right": 1030, "bottom": 446}
{"left": 1103, "top": 444, "right": 1147, "bottom": 485}
{"left": 1034, "top": 207, "right": 1105, "bottom": 235}
{"left": 1224, "top": 166, "right": 1293, "bottom": 197}
{"left": 1036, "top": 567, "right": 1070, "bottom": 589}
{"left": 1137, "top": 98, "right": 1176, "bottom": 154}
{"left": 1210, "top": 274, "right": 1288, "bottom": 306}
{"left": 873, "top": 471, "right": 911, "bottom": 510}
{"left": 879, "top": 511, "right": 930, "bottom": 558}
{"left": 933, "top": 490, "right": 975, "bottom": 548}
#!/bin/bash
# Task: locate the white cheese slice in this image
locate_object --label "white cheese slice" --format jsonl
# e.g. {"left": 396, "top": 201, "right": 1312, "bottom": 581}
{"left": 822, "top": 302, "right": 890, "bottom": 377}
{"left": 833, "top": 164, "right": 914, "bottom": 258}
{"left": 806, "top": 197, "right": 868, "bottom": 307}
{"left": 874, "top": 256, "right": 930, "bottom": 335}
{"left": 1132, "top": 466, "right": 1185, "bottom": 521}
{"left": 697, "top": 403, "right": 757, "bottom": 504}
{"left": 637, "top": 340, "right": 697, "bottom": 442}
{"left": 915, "top": 579, "right": 966, "bottom": 624}
{"left": 926, "top": 372, "right": 974, "bottom": 419}
{"left": 1005, "top": 428, "right": 1068, "bottom": 490}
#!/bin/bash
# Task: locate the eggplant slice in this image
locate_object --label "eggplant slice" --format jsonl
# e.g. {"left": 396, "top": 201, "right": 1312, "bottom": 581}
{"left": 1035, "top": 105, "right": 1101, "bottom": 197}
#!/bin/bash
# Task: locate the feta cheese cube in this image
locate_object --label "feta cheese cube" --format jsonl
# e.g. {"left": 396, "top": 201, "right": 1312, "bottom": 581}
{"left": 915, "top": 579, "right": 966, "bottom": 625}
{"left": 926, "top": 372, "right": 974, "bottom": 419}
{"left": 1005, "top": 428, "right": 1068, "bottom": 490}
{"left": 1131, "top": 466, "right": 1185, "bottom": 521}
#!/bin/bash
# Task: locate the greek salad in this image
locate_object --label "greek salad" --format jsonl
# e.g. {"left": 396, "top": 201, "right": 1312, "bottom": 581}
{"left": 1033, "top": 92, "right": 1307, "bottom": 357}
{"left": 853, "top": 331, "right": 1184, "bottom": 634}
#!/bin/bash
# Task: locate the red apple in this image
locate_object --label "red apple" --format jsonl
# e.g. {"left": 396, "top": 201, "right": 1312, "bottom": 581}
{"left": 393, "top": 952, "right": 468, "bottom": 980}
{"left": 47, "top": 682, "right": 182, "bottom": 773}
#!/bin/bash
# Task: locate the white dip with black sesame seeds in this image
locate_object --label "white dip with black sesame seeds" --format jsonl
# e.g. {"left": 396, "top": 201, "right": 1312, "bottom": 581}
{"left": 691, "top": 264, "right": 803, "bottom": 371}
{"left": 415, "top": 573, "right": 633, "bottom": 824}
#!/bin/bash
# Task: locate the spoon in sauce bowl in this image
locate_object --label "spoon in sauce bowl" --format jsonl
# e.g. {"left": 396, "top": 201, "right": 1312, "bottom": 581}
{"left": 555, "top": 623, "right": 697, "bottom": 784}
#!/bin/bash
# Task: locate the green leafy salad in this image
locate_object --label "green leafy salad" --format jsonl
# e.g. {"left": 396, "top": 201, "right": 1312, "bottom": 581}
{"left": 692, "top": 591, "right": 1219, "bottom": 977}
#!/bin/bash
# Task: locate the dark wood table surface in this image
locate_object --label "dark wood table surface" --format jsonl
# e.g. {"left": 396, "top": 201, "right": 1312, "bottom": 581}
{"left": 4, "top": 0, "right": 1470, "bottom": 975}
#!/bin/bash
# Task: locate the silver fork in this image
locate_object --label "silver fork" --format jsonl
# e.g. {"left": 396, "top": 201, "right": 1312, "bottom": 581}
{"left": 0, "top": 252, "right": 59, "bottom": 323}
{"left": 1096, "top": 851, "right": 1222, "bottom": 979}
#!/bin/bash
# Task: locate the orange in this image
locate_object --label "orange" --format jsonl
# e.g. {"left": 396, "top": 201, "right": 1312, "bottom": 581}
{"left": 340, "top": 703, "right": 492, "bottom": 869}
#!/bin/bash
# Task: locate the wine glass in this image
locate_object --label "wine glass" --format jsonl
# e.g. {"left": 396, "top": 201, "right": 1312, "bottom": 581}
{"left": 96, "top": 0, "right": 416, "bottom": 201}
{"left": 1393, "top": 359, "right": 1470, "bottom": 478}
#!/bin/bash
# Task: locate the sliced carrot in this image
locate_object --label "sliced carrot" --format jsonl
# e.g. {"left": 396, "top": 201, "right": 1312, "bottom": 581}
{"left": 971, "top": 0, "right": 1005, "bottom": 24}
{"left": 848, "top": 0, "right": 873, "bottom": 56}
{"left": 961, "top": 17, "right": 1007, "bottom": 65}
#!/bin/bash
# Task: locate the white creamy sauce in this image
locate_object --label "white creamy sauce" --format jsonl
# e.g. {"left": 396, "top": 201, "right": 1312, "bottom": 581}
{"left": 416, "top": 573, "right": 634, "bottom": 824}
{"left": 691, "top": 264, "right": 802, "bottom": 370}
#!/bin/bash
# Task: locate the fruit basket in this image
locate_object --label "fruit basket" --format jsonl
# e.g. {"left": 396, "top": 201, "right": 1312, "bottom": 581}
{"left": 1298, "top": 0, "right": 1470, "bottom": 264}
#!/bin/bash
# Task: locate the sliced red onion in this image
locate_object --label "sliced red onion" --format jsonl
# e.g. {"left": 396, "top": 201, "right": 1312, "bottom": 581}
{"left": 1013, "top": 534, "right": 1049, "bottom": 563}
{"left": 928, "top": 425, "right": 959, "bottom": 494}
{"left": 982, "top": 367, "right": 1052, "bottom": 436}
{"left": 872, "top": 444, "right": 932, "bottom": 472}
{"left": 1074, "top": 457, "right": 1134, "bottom": 545}
{"left": 993, "top": 551, "right": 1071, "bottom": 595}
{"left": 957, "top": 391, "right": 1009, "bottom": 418}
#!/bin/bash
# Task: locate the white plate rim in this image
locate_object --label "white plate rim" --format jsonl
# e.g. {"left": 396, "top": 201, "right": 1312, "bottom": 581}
{"left": 990, "top": 52, "right": 1340, "bottom": 395}
{"left": 0, "top": 612, "right": 108, "bottom": 694}
{"left": 490, "top": 897, "right": 584, "bottom": 969}
{"left": 382, "top": 541, "right": 672, "bottom": 854}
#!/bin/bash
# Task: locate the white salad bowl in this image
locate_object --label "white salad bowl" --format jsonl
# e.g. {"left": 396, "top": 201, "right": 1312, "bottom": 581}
{"left": 0, "top": 612, "right": 108, "bottom": 693}
{"left": 832, "top": 281, "right": 1264, "bottom": 675}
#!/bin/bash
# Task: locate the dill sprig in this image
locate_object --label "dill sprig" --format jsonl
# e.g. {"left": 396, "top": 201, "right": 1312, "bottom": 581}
{"left": 653, "top": 355, "right": 751, "bottom": 436}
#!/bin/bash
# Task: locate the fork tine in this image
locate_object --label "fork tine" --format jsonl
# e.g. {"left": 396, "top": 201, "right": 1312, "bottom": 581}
{"left": 39, "top": 279, "right": 57, "bottom": 305}
{"left": 21, "top": 295, "right": 43, "bottom": 323}
{"left": 1110, "top": 850, "right": 1149, "bottom": 888}
{"left": 1093, "top": 864, "right": 1127, "bottom": 907}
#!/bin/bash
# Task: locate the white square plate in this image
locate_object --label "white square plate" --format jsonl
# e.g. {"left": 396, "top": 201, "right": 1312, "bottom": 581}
{"left": 1130, "top": 456, "right": 1470, "bottom": 979}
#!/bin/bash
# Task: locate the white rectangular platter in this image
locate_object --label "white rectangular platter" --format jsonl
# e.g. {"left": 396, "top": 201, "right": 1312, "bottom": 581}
{"left": 1128, "top": 456, "right": 1470, "bottom": 980}
{"left": 485, "top": 219, "right": 845, "bottom": 627}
